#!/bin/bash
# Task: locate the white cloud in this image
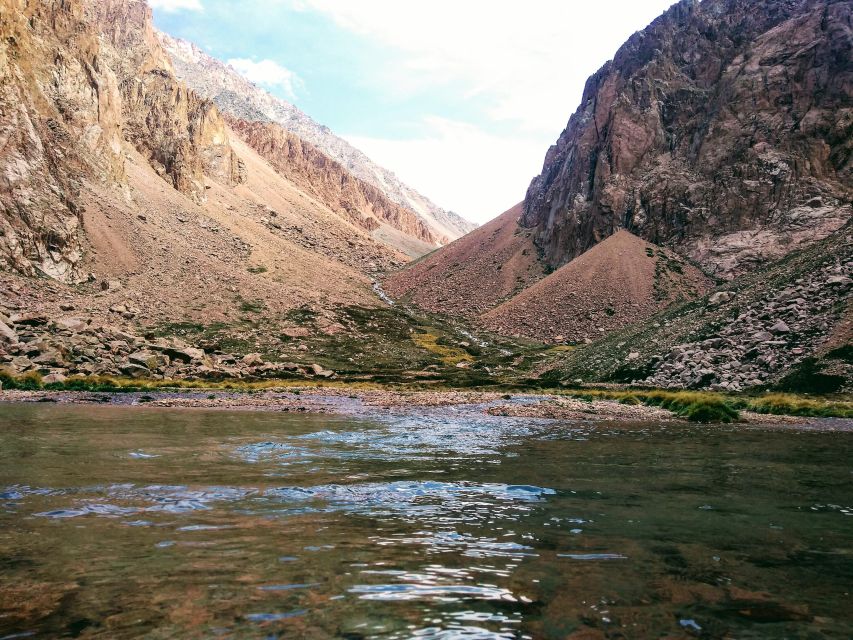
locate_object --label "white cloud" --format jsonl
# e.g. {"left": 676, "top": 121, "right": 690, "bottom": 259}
{"left": 148, "top": 0, "right": 204, "bottom": 12}
{"left": 226, "top": 58, "right": 304, "bottom": 100}
{"left": 295, "top": 0, "right": 676, "bottom": 136}
{"left": 346, "top": 117, "right": 546, "bottom": 224}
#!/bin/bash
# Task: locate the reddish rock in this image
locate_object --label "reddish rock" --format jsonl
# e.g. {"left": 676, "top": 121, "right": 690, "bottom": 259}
{"left": 522, "top": 0, "right": 852, "bottom": 278}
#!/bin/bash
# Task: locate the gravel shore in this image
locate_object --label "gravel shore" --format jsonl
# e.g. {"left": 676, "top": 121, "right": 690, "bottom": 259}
{"left": 1, "top": 387, "right": 850, "bottom": 430}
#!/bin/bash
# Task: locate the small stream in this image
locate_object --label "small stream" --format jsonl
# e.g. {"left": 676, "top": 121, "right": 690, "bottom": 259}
{"left": 0, "top": 403, "right": 851, "bottom": 638}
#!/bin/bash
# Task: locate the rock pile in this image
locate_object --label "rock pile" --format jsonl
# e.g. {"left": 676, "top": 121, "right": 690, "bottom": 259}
{"left": 0, "top": 310, "right": 335, "bottom": 383}
{"left": 644, "top": 260, "right": 852, "bottom": 390}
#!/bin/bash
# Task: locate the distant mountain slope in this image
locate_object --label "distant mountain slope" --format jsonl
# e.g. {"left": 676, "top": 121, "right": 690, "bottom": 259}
{"left": 481, "top": 230, "right": 713, "bottom": 343}
{"left": 384, "top": 203, "right": 545, "bottom": 318}
{"left": 522, "top": 0, "right": 852, "bottom": 278}
{"left": 227, "top": 118, "right": 437, "bottom": 256}
{"left": 159, "top": 34, "right": 477, "bottom": 244}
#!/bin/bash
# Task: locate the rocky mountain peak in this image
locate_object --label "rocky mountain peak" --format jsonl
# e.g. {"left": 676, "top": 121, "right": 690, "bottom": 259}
{"left": 522, "top": 0, "right": 851, "bottom": 278}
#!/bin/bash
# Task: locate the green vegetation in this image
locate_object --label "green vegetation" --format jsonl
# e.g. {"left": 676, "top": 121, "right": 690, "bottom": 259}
{"left": 3, "top": 364, "right": 849, "bottom": 422}
{"left": 239, "top": 299, "right": 265, "bottom": 314}
{"left": 247, "top": 265, "right": 268, "bottom": 274}
{"left": 556, "top": 388, "right": 853, "bottom": 421}
{"left": 559, "top": 389, "right": 741, "bottom": 423}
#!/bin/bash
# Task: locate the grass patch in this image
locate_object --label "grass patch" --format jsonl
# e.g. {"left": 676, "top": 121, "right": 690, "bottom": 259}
{"left": 0, "top": 369, "right": 43, "bottom": 391}
{"left": 557, "top": 389, "right": 740, "bottom": 423}
{"left": 239, "top": 299, "right": 265, "bottom": 314}
{"left": 732, "top": 393, "right": 853, "bottom": 419}
{"left": 411, "top": 329, "right": 472, "bottom": 366}
{"left": 557, "top": 388, "right": 853, "bottom": 421}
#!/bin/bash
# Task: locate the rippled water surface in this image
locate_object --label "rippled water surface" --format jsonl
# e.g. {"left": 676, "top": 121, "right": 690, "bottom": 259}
{"left": 1, "top": 402, "right": 851, "bottom": 639}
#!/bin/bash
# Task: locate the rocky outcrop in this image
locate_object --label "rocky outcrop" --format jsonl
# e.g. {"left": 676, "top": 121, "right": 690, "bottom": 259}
{"left": 0, "top": 309, "right": 335, "bottom": 382}
{"left": 228, "top": 119, "right": 438, "bottom": 245}
{"left": 87, "top": 0, "right": 244, "bottom": 202}
{"left": 0, "top": 0, "right": 246, "bottom": 282}
{"left": 523, "top": 0, "right": 852, "bottom": 278}
{"left": 159, "top": 33, "right": 477, "bottom": 242}
{"left": 0, "top": 0, "right": 125, "bottom": 282}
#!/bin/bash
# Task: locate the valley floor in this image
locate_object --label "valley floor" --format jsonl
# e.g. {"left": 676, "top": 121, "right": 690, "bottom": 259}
{"left": 2, "top": 387, "right": 850, "bottom": 431}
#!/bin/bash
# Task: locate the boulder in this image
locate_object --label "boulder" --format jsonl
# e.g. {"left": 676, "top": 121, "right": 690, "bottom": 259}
{"left": 309, "top": 363, "right": 334, "bottom": 378}
{"left": 708, "top": 291, "right": 734, "bottom": 306}
{"left": 56, "top": 317, "right": 89, "bottom": 332}
{"left": 128, "top": 351, "right": 168, "bottom": 370}
{"left": 826, "top": 275, "right": 852, "bottom": 287}
{"left": 121, "top": 364, "right": 150, "bottom": 378}
{"left": 242, "top": 353, "right": 264, "bottom": 367}
{"left": 769, "top": 320, "right": 790, "bottom": 334}
{"left": 0, "top": 321, "right": 18, "bottom": 344}
{"left": 9, "top": 313, "right": 48, "bottom": 326}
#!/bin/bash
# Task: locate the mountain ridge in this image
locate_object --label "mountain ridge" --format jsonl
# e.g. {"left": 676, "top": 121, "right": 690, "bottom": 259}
{"left": 158, "top": 33, "right": 478, "bottom": 245}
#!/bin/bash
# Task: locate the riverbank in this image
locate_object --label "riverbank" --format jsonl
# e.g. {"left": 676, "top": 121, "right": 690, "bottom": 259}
{"left": 2, "top": 386, "right": 851, "bottom": 430}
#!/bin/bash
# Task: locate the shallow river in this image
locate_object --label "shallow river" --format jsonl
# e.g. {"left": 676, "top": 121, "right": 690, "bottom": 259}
{"left": 0, "top": 402, "right": 851, "bottom": 639}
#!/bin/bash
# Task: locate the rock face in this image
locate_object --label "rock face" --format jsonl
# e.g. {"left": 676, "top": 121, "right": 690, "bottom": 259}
{"left": 0, "top": 0, "right": 125, "bottom": 281}
{"left": 86, "top": 0, "right": 244, "bottom": 202}
{"left": 159, "top": 33, "right": 477, "bottom": 243}
{"left": 228, "top": 119, "right": 438, "bottom": 248}
{"left": 522, "top": 0, "right": 852, "bottom": 278}
{"left": 0, "top": 0, "right": 244, "bottom": 282}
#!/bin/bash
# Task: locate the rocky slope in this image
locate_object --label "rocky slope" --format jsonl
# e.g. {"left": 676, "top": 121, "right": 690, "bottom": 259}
{"left": 227, "top": 118, "right": 437, "bottom": 254}
{"left": 522, "top": 0, "right": 851, "bottom": 278}
{"left": 0, "top": 0, "right": 428, "bottom": 333}
{"left": 88, "top": 0, "right": 244, "bottom": 202}
{"left": 159, "top": 33, "right": 477, "bottom": 245}
{"left": 384, "top": 203, "right": 546, "bottom": 318}
{"left": 482, "top": 230, "right": 713, "bottom": 343}
{"left": 550, "top": 223, "right": 852, "bottom": 392}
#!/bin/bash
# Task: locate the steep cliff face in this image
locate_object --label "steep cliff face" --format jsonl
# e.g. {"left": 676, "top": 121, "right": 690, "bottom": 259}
{"left": 159, "top": 33, "right": 478, "bottom": 242}
{"left": 86, "top": 0, "right": 244, "bottom": 202}
{"left": 0, "top": 0, "right": 246, "bottom": 283}
{"left": 228, "top": 119, "right": 438, "bottom": 248}
{"left": 0, "top": 0, "right": 124, "bottom": 281}
{"left": 523, "top": 0, "right": 852, "bottom": 278}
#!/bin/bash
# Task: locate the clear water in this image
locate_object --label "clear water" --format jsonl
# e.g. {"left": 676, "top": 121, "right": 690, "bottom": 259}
{"left": 0, "top": 402, "right": 851, "bottom": 639}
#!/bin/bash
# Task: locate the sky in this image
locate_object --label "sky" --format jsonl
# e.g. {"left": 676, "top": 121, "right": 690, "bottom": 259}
{"left": 151, "top": 0, "right": 677, "bottom": 224}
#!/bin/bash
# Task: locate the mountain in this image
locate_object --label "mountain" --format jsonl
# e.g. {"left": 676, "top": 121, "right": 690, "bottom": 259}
{"left": 0, "top": 0, "right": 412, "bottom": 313}
{"left": 226, "top": 118, "right": 438, "bottom": 257}
{"left": 158, "top": 34, "right": 478, "bottom": 245}
{"left": 481, "top": 230, "right": 713, "bottom": 344}
{"left": 522, "top": 0, "right": 851, "bottom": 279}
{"left": 384, "top": 203, "right": 545, "bottom": 318}
{"left": 384, "top": 0, "right": 851, "bottom": 390}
